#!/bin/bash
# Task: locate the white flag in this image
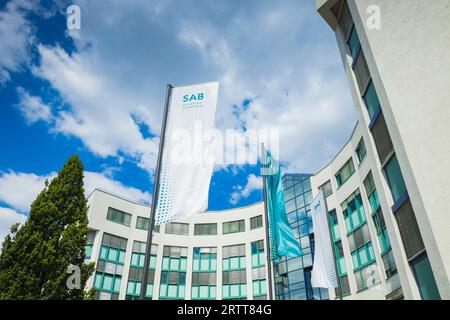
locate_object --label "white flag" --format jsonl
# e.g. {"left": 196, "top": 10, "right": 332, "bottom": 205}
{"left": 155, "top": 82, "right": 219, "bottom": 225}
{"left": 311, "top": 189, "right": 338, "bottom": 289}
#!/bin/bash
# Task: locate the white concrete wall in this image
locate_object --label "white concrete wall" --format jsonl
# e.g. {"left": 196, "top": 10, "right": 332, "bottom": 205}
{"left": 85, "top": 189, "right": 268, "bottom": 300}
{"left": 348, "top": 0, "right": 450, "bottom": 300}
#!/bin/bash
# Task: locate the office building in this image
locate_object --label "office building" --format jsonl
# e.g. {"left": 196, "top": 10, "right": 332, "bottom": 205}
{"left": 85, "top": 189, "right": 271, "bottom": 300}
{"left": 314, "top": 0, "right": 450, "bottom": 299}
{"left": 274, "top": 174, "right": 329, "bottom": 300}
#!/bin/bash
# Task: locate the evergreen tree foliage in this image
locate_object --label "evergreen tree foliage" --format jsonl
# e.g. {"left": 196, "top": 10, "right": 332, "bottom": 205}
{"left": 0, "top": 155, "right": 95, "bottom": 299}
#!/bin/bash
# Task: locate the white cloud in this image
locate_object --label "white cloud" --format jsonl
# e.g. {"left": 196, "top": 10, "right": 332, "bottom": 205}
{"left": 0, "top": 207, "right": 27, "bottom": 249}
{"left": 9, "top": 0, "right": 356, "bottom": 193}
{"left": 229, "top": 174, "right": 263, "bottom": 205}
{"left": 174, "top": 2, "right": 356, "bottom": 174}
{"left": 29, "top": 1, "right": 354, "bottom": 177}
{"left": 16, "top": 87, "right": 53, "bottom": 124}
{"left": 29, "top": 44, "right": 160, "bottom": 175}
{"left": 0, "top": 171, "right": 55, "bottom": 212}
{"left": 0, "top": 0, "right": 35, "bottom": 84}
{"left": 0, "top": 170, "right": 151, "bottom": 214}
{"left": 84, "top": 171, "right": 151, "bottom": 204}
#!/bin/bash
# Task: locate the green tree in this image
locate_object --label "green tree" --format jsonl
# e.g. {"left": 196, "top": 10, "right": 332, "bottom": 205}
{"left": 0, "top": 155, "right": 95, "bottom": 299}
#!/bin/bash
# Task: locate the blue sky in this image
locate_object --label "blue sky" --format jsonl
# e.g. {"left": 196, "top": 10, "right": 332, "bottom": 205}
{"left": 0, "top": 0, "right": 356, "bottom": 241}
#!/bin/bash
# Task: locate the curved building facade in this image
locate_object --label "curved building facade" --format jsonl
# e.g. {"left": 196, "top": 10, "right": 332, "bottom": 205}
{"left": 311, "top": 122, "right": 404, "bottom": 299}
{"left": 314, "top": 0, "right": 448, "bottom": 299}
{"left": 85, "top": 189, "right": 270, "bottom": 300}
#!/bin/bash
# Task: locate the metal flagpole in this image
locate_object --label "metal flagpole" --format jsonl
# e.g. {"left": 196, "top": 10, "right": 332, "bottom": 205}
{"left": 139, "top": 84, "right": 173, "bottom": 300}
{"left": 261, "top": 143, "right": 274, "bottom": 300}
{"left": 322, "top": 192, "right": 343, "bottom": 300}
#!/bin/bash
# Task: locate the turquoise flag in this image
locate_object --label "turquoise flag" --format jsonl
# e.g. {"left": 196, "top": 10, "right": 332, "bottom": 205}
{"left": 265, "top": 150, "right": 302, "bottom": 261}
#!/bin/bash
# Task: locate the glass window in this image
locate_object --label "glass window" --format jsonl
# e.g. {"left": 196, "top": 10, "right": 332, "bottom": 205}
{"left": 106, "top": 207, "right": 132, "bottom": 226}
{"left": 304, "top": 191, "right": 312, "bottom": 206}
{"left": 99, "top": 233, "right": 127, "bottom": 265}
{"left": 296, "top": 195, "right": 305, "bottom": 209}
{"left": 382, "top": 249, "right": 397, "bottom": 279}
{"left": 113, "top": 277, "right": 121, "bottom": 292}
{"left": 85, "top": 244, "right": 93, "bottom": 259}
{"left": 251, "top": 240, "right": 265, "bottom": 267}
{"left": 194, "top": 223, "right": 217, "bottom": 235}
{"left": 102, "top": 275, "right": 113, "bottom": 291}
{"left": 339, "top": 0, "right": 353, "bottom": 41}
{"left": 87, "top": 231, "right": 96, "bottom": 245}
{"left": 333, "top": 240, "right": 346, "bottom": 276}
{"left": 284, "top": 187, "right": 295, "bottom": 201}
{"left": 223, "top": 244, "right": 246, "bottom": 271}
{"left": 354, "top": 263, "right": 380, "bottom": 291}
{"left": 320, "top": 180, "right": 333, "bottom": 198}
{"left": 108, "top": 248, "right": 118, "bottom": 261}
{"left": 222, "top": 270, "right": 246, "bottom": 299}
{"left": 341, "top": 191, "right": 367, "bottom": 233}
{"left": 285, "top": 199, "right": 296, "bottom": 213}
{"left": 335, "top": 158, "right": 355, "bottom": 187}
{"left": 355, "top": 138, "right": 367, "bottom": 163}
{"left": 302, "top": 179, "right": 311, "bottom": 192}
{"left": 384, "top": 155, "right": 408, "bottom": 203}
{"left": 411, "top": 253, "right": 441, "bottom": 300}
{"left": 165, "top": 222, "right": 189, "bottom": 235}
{"left": 347, "top": 26, "right": 360, "bottom": 59}
{"left": 364, "top": 172, "right": 380, "bottom": 212}
{"left": 363, "top": 81, "right": 381, "bottom": 121}
{"left": 294, "top": 183, "right": 303, "bottom": 196}
{"left": 159, "top": 269, "right": 187, "bottom": 299}
{"left": 250, "top": 215, "right": 263, "bottom": 230}
{"left": 223, "top": 220, "right": 245, "bottom": 234}
{"left": 329, "top": 210, "right": 340, "bottom": 241}
{"left": 136, "top": 216, "right": 149, "bottom": 230}
{"left": 193, "top": 247, "right": 217, "bottom": 272}
{"left": 288, "top": 270, "right": 304, "bottom": 284}
{"left": 353, "top": 50, "right": 371, "bottom": 94}
{"left": 335, "top": 275, "right": 351, "bottom": 297}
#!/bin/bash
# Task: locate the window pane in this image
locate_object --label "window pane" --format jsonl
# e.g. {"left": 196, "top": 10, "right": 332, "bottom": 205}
{"left": 94, "top": 274, "right": 102, "bottom": 288}
{"left": 230, "top": 284, "right": 239, "bottom": 297}
{"left": 170, "top": 258, "right": 180, "bottom": 270}
{"left": 363, "top": 81, "right": 380, "bottom": 121}
{"left": 338, "top": 257, "right": 346, "bottom": 275}
{"left": 359, "top": 247, "right": 368, "bottom": 265}
{"left": 352, "top": 252, "right": 359, "bottom": 270}
{"left": 168, "top": 285, "right": 177, "bottom": 297}
{"left": 127, "top": 281, "right": 135, "bottom": 295}
{"left": 108, "top": 248, "right": 118, "bottom": 262}
{"left": 99, "top": 246, "right": 108, "bottom": 260}
{"left": 118, "top": 250, "right": 125, "bottom": 264}
{"left": 385, "top": 155, "right": 408, "bottom": 203}
{"left": 103, "top": 275, "right": 113, "bottom": 291}
{"left": 339, "top": 0, "right": 353, "bottom": 40}
{"left": 356, "top": 139, "right": 367, "bottom": 162}
{"left": 347, "top": 26, "right": 360, "bottom": 59}
{"left": 240, "top": 257, "right": 246, "bottom": 268}
{"left": 113, "top": 277, "right": 121, "bottom": 292}
{"left": 354, "top": 50, "right": 370, "bottom": 93}
{"left": 222, "top": 285, "right": 229, "bottom": 298}
{"left": 180, "top": 257, "right": 187, "bottom": 271}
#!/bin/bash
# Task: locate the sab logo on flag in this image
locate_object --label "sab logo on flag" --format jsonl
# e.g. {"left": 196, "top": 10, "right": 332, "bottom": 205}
{"left": 183, "top": 93, "right": 204, "bottom": 103}
{"left": 182, "top": 92, "right": 205, "bottom": 109}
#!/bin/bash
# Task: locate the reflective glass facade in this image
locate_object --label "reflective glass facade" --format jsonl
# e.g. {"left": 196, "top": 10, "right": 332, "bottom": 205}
{"left": 274, "top": 174, "right": 329, "bottom": 300}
